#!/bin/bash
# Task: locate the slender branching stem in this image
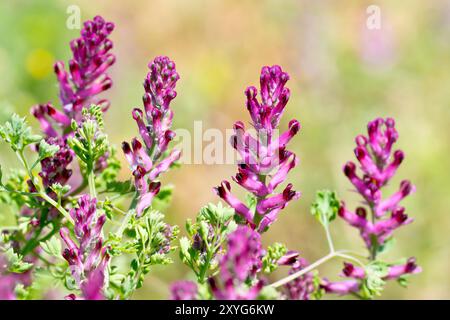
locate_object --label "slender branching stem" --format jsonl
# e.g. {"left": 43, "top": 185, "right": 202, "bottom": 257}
{"left": 269, "top": 250, "right": 365, "bottom": 289}
{"left": 324, "top": 224, "right": 335, "bottom": 253}
{"left": 88, "top": 170, "right": 97, "bottom": 198}
{"left": 15, "top": 150, "right": 73, "bottom": 224}
{"left": 115, "top": 206, "right": 134, "bottom": 238}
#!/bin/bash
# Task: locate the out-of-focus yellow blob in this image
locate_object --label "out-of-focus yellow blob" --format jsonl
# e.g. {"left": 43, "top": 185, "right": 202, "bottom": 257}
{"left": 195, "top": 54, "right": 232, "bottom": 103}
{"left": 25, "top": 48, "right": 54, "bottom": 79}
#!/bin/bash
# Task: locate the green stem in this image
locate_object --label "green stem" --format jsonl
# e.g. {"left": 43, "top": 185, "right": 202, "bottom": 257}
{"left": 324, "top": 224, "right": 335, "bottom": 253}
{"left": 115, "top": 207, "right": 134, "bottom": 238}
{"left": 21, "top": 220, "right": 46, "bottom": 255}
{"left": 128, "top": 221, "right": 153, "bottom": 298}
{"left": 0, "top": 187, "right": 40, "bottom": 197}
{"left": 88, "top": 170, "right": 96, "bottom": 198}
{"left": 198, "top": 232, "right": 218, "bottom": 284}
{"left": 198, "top": 251, "right": 213, "bottom": 284}
{"left": 369, "top": 205, "right": 377, "bottom": 261}
{"left": 270, "top": 252, "right": 337, "bottom": 288}
{"left": 129, "top": 192, "right": 139, "bottom": 211}
{"left": 40, "top": 191, "right": 73, "bottom": 225}
{"left": 16, "top": 150, "right": 73, "bottom": 225}
{"left": 269, "top": 250, "right": 364, "bottom": 289}
{"left": 105, "top": 190, "right": 135, "bottom": 200}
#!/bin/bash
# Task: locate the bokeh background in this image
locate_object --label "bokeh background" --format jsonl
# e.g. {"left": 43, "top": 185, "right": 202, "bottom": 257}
{"left": 0, "top": 0, "right": 449, "bottom": 299}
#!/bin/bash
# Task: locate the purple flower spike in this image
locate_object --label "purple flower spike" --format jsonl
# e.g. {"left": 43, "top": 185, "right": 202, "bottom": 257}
{"left": 144, "top": 56, "right": 180, "bottom": 114}
{"left": 329, "top": 117, "right": 421, "bottom": 298}
{"left": 247, "top": 65, "right": 290, "bottom": 132}
{"left": 208, "top": 226, "right": 265, "bottom": 300}
{"left": 215, "top": 65, "right": 300, "bottom": 232}
{"left": 317, "top": 257, "right": 422, "bottom": 298}
{"left": 138, "top": 56, "right": 180, "bottom": 159}
{"left": 340, "top": 118, "right": 416, "bottom": 250}
{"left": 170, "top": 281, "right": 198, "bottom": 300}
{"left": 123, "top": 56, "right": 181, "bottom": 216}
{"left": 60, "top": 195, "right": 108, "bottom": 295}
{"left": 32, "top": 16, "right": 115, "bottom": 136}
{"left": 56, "top": 16, "right": 115, "bottom": 119}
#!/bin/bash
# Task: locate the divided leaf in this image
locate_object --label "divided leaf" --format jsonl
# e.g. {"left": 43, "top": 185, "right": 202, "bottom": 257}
{"left": 311, "top": 190, "right": 340, "bottom": 227}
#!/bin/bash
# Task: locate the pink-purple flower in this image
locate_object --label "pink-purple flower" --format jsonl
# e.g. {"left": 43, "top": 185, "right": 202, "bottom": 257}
{"left": 278, "top": 251, "right": 314, "bottom": 300}
{"left": 32, "top": 16, "right": 115, "bottom": 137}
{"left": 208, "top": 226, "right": 265, "bottom": 300}
{"left": 122, "top": 56, "right": 181, "bottom": 216}
{"left": 215, "top": 65, "right": 300, "bottom": 232}
{"left": 38, "top": 137, "right": 74, "bottom": 189}
{"left": 60, "top": 195, "right": 109, "bottom": 299}
{"left": 323, "top": 117, "right": 421, "bottom": 296}
{"left": 339, "top": 118, "right": 415, "bottom": 250}
{"left": 321, "top": 258, "right": 421, "bottom": 296}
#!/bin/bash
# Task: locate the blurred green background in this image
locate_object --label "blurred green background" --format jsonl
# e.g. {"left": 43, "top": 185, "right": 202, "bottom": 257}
{"left": 0, "top": 0, "right": 449, "bottom": 299}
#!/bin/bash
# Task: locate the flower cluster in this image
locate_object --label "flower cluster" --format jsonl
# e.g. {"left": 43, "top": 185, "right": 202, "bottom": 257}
{"left": 29, "top": 15, "right": 115, "bottom": 206}
{"left": 278, "top": 251, "right": 315, "bottom": 300}
{"left": 0, "top": 13, "right": 423, "bottom": 302}
{"left": 171, "top": 225, "right": 266, "bottom": 300}
{"left": 122, "top": 56, "right": 181, "bottom": 215}
{"left": 32, "top": 16, "right": 115, "bottom": 137}
{"left": 60, "top": 195, "right": 109, "bottom": 299}
{"left": 321, "top": 258, "right": 421, "bottom": 296}
{"left": 208, "top": 226, "right": 265, "bottom": 299}
{"left": 339, "top": 118, "right": 415, "bottom": 252}
{"left": 215, "top": 65, "right": 301, "bottom": 232}
{"left": 68, "top": 105, "right": 109, "bottom": 175}
{"left": 37, "top": 136, "right": 74, "bottom": 189}
{"left": 322, "top": 118, "right": 420, "bottom": 296}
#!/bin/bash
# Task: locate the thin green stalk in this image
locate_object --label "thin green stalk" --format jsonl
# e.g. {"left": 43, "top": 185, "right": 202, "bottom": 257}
{"left": 129, "top": 191, "right": 139, "bottom": 211}
{"left": 269, "top": 251, "right": 337, "bottom": 288}
{"left": 198, "top": 231, "right": 218, "bottom": 284}
{"left": 324, "top": 224, "right": 335, "bottom": 253}
{"left": 39, "top": 191, "right": 73, "bottom": 225}
{"left": 88, "top": 170, "right": 97, "bottom": 198}
{"left": 0, "top": 187, "right": 40, "bottom": 197}
{"left": 269, "top": 250, "right": 365, "bottom": 289}
{"left": 268, "top": 221, "right": 366, "bottom": 290}
{"left": 369, "top": 205, "right": 377, "bottom": 261}
{"left": 16, "top": 150, "right": 73, "bottom": 225}
{"left": 116, "top": 207, "right": 134, "bottom": 238}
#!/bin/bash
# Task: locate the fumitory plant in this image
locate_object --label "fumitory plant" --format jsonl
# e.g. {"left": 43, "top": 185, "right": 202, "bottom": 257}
{"left": 0, "top": 16, "right": 179, "bottom": 300}
{"left": 171, "top": 66, "right": 421, "bottom": 300}
{"left": 0, "top": 14, "right": 420, "bottom": 301}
